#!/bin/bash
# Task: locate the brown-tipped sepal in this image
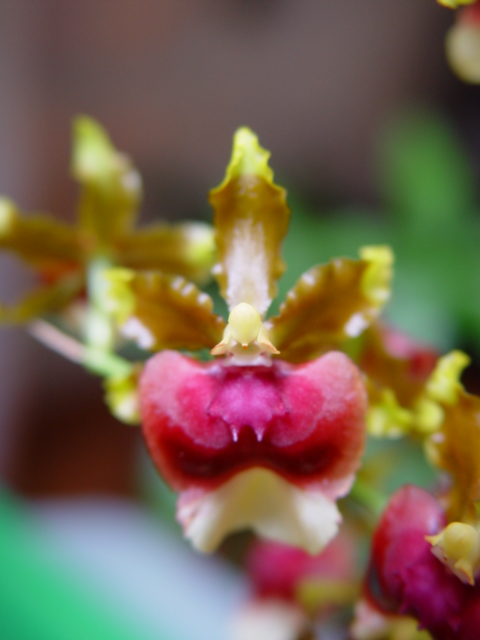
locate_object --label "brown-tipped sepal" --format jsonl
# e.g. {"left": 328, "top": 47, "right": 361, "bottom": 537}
{"left": 0, "top": 198, "right": 87, "bottom": 272}
{"left": 114, "top": 221, "right": 215, "bottom": 284}
{"left": 209, "top": 128, "right": 290, "bottom": 316}
{"left": 268, "top": 246, "right": 393, "bottom": 364}
{"left": 105, "top": 268, "right": 225, "bottom": 352}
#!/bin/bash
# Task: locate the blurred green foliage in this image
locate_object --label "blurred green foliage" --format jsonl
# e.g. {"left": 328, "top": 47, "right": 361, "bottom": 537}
{"left": 0, "top": 489, "right": 177, "bottom": 640}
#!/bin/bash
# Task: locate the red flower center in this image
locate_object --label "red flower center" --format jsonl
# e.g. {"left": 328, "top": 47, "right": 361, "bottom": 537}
{"left": 140, "top": 350, "right": 367, "bottom": 492}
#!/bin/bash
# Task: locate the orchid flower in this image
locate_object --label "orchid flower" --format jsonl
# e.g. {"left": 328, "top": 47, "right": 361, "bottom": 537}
{"left": 0, "top": 117, "right": 214, "bottom": 422}
{"left": 0, "top": 116, "right": 214, "bottom": 342}
{"left": 107, "top": 127, "right": 393, "bottom": 553}
{"left": 353, "top": 352, "right": 480, "bottom": 639}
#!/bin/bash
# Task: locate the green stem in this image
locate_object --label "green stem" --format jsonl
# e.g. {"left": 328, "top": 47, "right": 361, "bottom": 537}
{"left": 85, "top": 255, "right": 115, "bottom": 352}
{"left": 349, "top": 478, "right": 388, "bottom": 517}
{"left": 29, "top": 319, "right": 132, "bottom": 379}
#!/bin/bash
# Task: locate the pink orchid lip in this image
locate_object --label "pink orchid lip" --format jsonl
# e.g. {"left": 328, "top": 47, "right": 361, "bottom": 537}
{"left": 139, "top": 350, "right": 367, "bottom": 493}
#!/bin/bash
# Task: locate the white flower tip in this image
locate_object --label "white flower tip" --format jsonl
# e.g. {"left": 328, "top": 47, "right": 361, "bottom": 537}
{"left": 176, "top": 467, "right": 341, "bottom": 554}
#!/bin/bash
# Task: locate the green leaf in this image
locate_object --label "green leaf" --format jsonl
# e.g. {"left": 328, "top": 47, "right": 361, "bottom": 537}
{"left": 378, "top": 108, "right": 476, "bottom": 230}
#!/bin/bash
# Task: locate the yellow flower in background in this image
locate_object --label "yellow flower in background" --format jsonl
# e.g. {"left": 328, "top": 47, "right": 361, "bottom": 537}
{"left": 423, "top": 351, "right": 480, "bottom": 525}
{"left": 437, "top": 0, "right": 476, "bottom": 8}
{"left": 0, "top": 116, "right": 215, "bottom": 326}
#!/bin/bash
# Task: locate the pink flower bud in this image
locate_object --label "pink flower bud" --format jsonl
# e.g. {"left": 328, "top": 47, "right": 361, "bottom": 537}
{"left": 361, "top": 485, "right": 480, "bottom": 640}
{"left": 246, "top": 534, "right": 356, "bottom": 604}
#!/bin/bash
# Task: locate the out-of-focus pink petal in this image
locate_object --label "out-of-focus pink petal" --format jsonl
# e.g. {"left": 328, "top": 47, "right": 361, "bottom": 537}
{"left": 246, "top": 533, "right": 355, "bottom": 602}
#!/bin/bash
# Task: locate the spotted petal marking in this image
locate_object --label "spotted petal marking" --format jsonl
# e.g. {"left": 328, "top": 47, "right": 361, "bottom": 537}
{"left": 425, "top": 352, "right": 480, "bottom": 524}
{"left": 106, "top": 268, "right": 226, "bottom": 352}
{"left": 268, "top": 246, "right": 394, "bottom": 363}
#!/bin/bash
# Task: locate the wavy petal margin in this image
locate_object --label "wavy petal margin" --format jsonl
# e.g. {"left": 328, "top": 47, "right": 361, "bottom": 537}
{"left": 209, "top": 128, "right": 290, "bottom": 316}
{"left": 105, "top": 268, "right": 225, "bottom": 351}
{"left": 424, "top": 351, "right": 480, "bottom": 523}
{"left": 268, "top": 246, "right": 393, "bottom": 363}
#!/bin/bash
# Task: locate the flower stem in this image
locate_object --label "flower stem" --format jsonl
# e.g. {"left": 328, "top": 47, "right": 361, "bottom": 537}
{"left": 85, "top": 255, "right": 115, "bottom": 352}
{"left": 349, "top": 478, "right": 388, "bottom": 517}
{"left": 29, "top": 319, "right": 132, "bottom": 378}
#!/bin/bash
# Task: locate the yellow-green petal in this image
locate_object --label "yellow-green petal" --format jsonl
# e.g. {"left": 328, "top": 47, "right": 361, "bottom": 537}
{"left": 424, "top": 351, "right": 480, "bottom": 523}
{"left": 366, "top": 388, "right": 414, "bottom": 438}
{"left": 72, "top": 116, "right": 142, "bottom": 244}
{"left": 0, "top": 198, "right": 86, "bottom": 270}
{"left": 268, "top": 246, "right": 394, "bottom": 363}
{"left": 437, "top": 0, "right": 476, "bottom": 8}
{"left": 105, "top": 268, "right": 226, "bottom": 352}
{"left": 446, "top": 20, "right": 480, "bottom": 85}
{"left": 114, "top": 221, "right": 215, "bottom": 284}
{"left": 358, "top": 323, "right": 439, "bottom": 438}
{"left": 104, "top": 366, "right": 141, "bottom": 425}
{"left": 209, "top": 127, "right": 290, "bottom": 316}
{"left": 296, "top": 579, "right": 357, "bottom": 617}
{"left": 426, "top": 350, "right": 470, "bottom": 405}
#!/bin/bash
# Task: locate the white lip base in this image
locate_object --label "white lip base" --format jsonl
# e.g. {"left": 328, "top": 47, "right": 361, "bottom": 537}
{"left": 177, "top": 467, "right": 342, "bottom": 554}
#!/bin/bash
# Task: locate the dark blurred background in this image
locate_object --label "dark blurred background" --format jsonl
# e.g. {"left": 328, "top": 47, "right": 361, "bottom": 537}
{"left": 0, "top": 3, "right": 477, "bottom": 637}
